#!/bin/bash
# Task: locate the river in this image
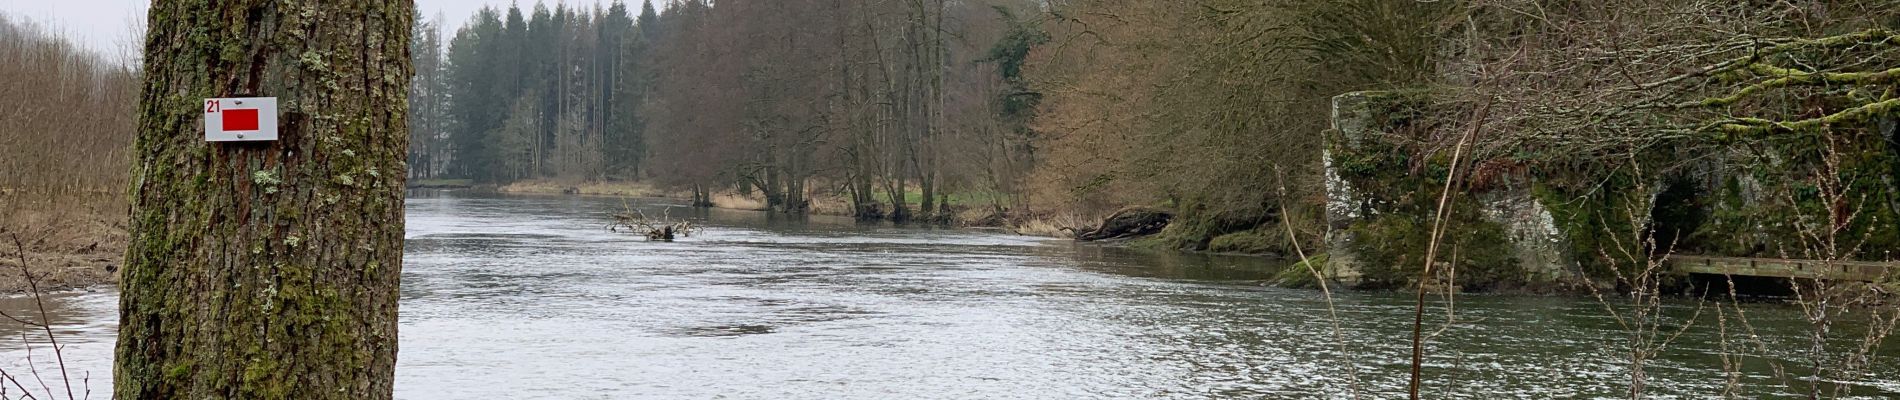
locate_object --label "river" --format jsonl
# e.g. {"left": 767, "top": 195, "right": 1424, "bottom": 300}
{"left": 1, "top": 192, "right": 1895, "bottom": 398}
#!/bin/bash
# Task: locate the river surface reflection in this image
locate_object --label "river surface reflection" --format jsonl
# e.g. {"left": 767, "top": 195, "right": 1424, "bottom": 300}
{"left": 0, "top": 192, "right": 1894, "bottom": 398}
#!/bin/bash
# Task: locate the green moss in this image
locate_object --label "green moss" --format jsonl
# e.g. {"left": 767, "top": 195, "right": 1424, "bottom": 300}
{"left": 408, "top": 178, "right": 472, "bottom": 187}
{"left": 1347, "top": 207, "right": 1520, "bottom": 291}
{"left": 1270, "top": 253, "right": 1331, "bottom": 289}
{"left": 1207, "top": 231, "right": 1284, "bottom": 254}
{"left": 1531, "top": 180, "right": 1641, "bottom": 279}
{"left": 1675, "top": 119, "right": 1899, "bottom": 260}
{"left": 1132, "top": 222, "right": 1208, "bottom": 251}
{"left": 1127, "top": 201, "right": 1289, "bottom": 253}
{"left": 241, "top": 357, "right": 286, "bottom": 398}
{"left": 1327, "top": 92, "right": 1524, "bottom": 290}
{"left": 164, "top": 361, "right": 194, "bottom": 381}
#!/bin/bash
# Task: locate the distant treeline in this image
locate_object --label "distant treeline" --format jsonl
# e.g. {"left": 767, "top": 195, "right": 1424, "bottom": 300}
{"left": 417, "top": 0, "right": 1040, "bottom": 222}
{"left": 415, "top": 1, "right": 1899, "bottom": 249}
{"left": 408, "top": 3, "right": 644, "bottom": 184}
{"left": 410, "top": 0, "right": 1530, "bottom": 231}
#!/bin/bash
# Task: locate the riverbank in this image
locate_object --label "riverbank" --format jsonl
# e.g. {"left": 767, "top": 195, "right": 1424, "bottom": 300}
{"left": 36, "top": 190, "right": 1899, "bottom": 397}
{"left": 485, "top": 179, "right": 1090, "bottom": 238}
{"left": 459, "top": 180, "right": 1334, "bottom": 267}
{"left": 495, "top": 180, "right": 672, "bottom": 197}
{"left": 0, "top": 207, "right": 123, "bottom": 294}
{"left": 488, "top": 179, "right": 772, "bottom": 211}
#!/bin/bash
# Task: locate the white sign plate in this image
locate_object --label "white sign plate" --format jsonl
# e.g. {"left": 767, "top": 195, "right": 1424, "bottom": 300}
{"left": 204, "top": 97, "right": 279, "bottom": 142}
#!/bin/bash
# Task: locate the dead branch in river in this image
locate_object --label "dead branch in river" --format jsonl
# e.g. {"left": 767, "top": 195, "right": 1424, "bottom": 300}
{"left": 608, "top": 203, "right": 699, "bottom": 241}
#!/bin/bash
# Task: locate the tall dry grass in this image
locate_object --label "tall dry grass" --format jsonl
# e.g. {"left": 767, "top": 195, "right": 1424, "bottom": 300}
{"left": 0, "top": 14, "right": 137, "bottom": 219}
{"left": 0, "top": 14, "right": 138, "bottom": 287}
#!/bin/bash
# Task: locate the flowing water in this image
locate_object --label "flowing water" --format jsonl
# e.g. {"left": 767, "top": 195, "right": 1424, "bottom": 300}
{"left": 1, "top": 192, "right": 1896, "bottom": 399}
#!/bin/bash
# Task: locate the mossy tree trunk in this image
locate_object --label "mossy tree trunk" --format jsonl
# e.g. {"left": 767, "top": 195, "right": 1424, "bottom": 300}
{"left": 116, "top": 1, "right": 411, "bottom": 398}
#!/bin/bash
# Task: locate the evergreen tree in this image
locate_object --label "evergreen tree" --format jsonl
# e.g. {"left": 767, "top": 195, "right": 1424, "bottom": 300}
{"left": 607, "top": 1, "right": 652, "bottom": 178}
{"left": 447, "top": 8, "right": 504, "bottom": 181}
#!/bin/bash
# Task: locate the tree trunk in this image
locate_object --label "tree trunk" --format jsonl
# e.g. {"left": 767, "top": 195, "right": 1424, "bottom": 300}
{"left": 919, "top": 169, "right": 936, "bottom": 218}
{"left": 762, "top": 167, "right": 784, "bottom": 210}
{"left": 116, "top": 1, "right": 411, "bottom": 399}
{"left": 887, "top": 177, "right": 909, "bottom": 222}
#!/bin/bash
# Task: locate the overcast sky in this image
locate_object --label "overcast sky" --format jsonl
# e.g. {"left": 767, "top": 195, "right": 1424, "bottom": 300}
{"left": 1, "top": 0, "right": 544, "bottom": 58}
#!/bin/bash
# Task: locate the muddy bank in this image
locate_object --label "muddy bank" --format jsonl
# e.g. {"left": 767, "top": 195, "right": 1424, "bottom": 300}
{"left": 0, "top": 213, "right": 123, "bottom": 294}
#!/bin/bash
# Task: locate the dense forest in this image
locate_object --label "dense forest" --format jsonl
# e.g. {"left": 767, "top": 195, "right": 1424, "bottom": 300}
{"left": 411, "top": 0, "right": 1900, "bottom": 268}
{"left": 3, "top": 0, "right": 1897, "bottom": 282}
{"left": 412, "top": 0, "right": 1386, "bottom": 229}
{"left": 412, "top": 0, "right": 1043, "bottom": 223}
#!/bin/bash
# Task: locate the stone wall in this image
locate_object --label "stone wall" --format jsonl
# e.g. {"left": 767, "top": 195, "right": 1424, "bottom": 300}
{"left": 1322, "top": 91, "right": 1576, "bottom": 290}
{"left": 1320, "top": 91, "right": 1900, "bottom": 291}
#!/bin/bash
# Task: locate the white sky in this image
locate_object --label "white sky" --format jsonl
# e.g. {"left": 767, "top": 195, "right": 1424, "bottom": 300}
{"left": 0, "top": 0, "right": 552, "bottom": 59}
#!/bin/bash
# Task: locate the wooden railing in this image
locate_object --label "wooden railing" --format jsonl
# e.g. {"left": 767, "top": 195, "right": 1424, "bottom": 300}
{"left": 1668, "top": 255, "right": 1899, "bottom": 281}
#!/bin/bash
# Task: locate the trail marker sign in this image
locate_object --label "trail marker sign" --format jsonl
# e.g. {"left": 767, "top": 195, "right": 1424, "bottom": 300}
{"left": 204, "top": 97, "right": 278, "bottom": 142}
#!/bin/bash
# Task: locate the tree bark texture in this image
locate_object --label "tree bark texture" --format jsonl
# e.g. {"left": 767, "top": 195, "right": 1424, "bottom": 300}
{"left": 116, "top": 1, "right": 411, "bottom": 398}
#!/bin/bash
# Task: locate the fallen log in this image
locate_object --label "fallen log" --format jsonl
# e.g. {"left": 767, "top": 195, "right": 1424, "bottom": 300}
{"left": 1074, "top": 207, "right": 1173, "bottom": 241}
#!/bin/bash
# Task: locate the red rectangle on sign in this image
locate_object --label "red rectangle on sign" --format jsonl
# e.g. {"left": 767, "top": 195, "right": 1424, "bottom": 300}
{"left": 222, "top": 109, "right": 260, "bottom": 131}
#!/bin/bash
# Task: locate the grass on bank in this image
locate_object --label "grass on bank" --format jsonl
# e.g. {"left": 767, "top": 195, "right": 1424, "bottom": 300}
{"left": 407, "top": 178, "right": 473, "bottom": 188}
{"left": 495, "top": 180, "right": 671, "bottom": 197}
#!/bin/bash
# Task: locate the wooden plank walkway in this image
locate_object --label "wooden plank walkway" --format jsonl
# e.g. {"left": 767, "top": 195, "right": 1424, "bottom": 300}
{"left": 1669, "top": 255, "right": 1899, "bottom": 281}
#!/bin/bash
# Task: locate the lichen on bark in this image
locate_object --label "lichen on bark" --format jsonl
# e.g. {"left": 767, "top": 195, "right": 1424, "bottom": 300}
{"left": 116, "top": 1, "right": 411, "bottom": 399}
